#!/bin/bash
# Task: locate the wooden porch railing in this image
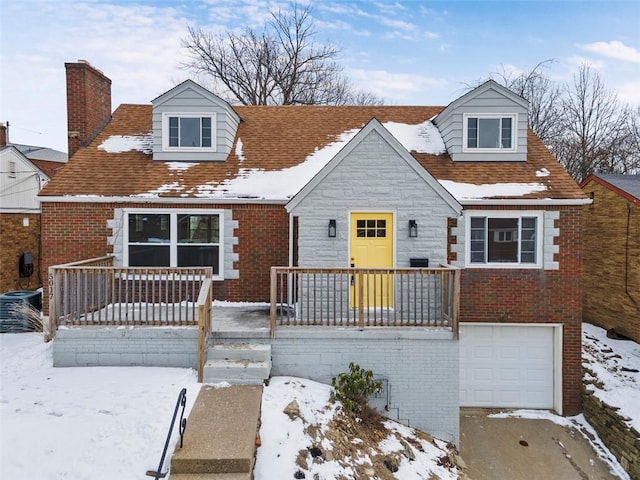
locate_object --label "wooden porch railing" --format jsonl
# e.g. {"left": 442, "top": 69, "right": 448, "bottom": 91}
{"left": 48, "top": 257, "right": 214, "bottom": 380}
{"left": 270, "top": 266, "right": 460, "bottom": 338}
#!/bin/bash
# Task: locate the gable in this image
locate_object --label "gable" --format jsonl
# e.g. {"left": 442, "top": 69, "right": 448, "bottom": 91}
{"left": 0, "top": 146, "right": 49, "bottom": 211}
{"left": 152, "top": 80, "right": 240, "bottom": 162}
{"left": 581, "top": 173, "right": 640, "bottom": 205}
{"left": 287, "top": 119, "right": 461, "bottom": 215}
{"left": 434, "top": 80, "right": 528, "bottom": 162}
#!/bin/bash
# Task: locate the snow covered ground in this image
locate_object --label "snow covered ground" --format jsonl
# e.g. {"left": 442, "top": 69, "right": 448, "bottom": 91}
{"left": 582, "top": 322, "right": 640, "bottom": 434}
{"left": 1, "top": 322, "right": 638, "bottom": 479}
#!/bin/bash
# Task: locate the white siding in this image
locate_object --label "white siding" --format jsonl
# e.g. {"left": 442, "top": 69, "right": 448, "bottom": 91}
{"left": 435, "top": 82, "right": 528, "bottom": 162}
{"left": 0, "top": 148, "right": 47, "bottom": 212}
{"left": 152, "top": 82, "right": 240, "bottom": 162}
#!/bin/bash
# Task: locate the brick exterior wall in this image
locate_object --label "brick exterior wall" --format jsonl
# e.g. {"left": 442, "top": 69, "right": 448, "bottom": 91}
{"left": 40, "top": 201, "right": 289, "bottom": 314}
{"left": 455, "top": 206, "right": 584, "bottom": 415}
{"left": 0, "top": 213, "right": 42, "bottom": 292}
{"left": 65, "top": 61, "right": 112, "bottom": 157}
{"left": 582, "top": 182, "right": 640, "bottom": 343}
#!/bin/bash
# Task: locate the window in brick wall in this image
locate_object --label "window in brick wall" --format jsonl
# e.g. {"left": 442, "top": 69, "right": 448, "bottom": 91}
{"left": 466, "top": 211, "right": 542, "bottom": 267}
{"left": 124, "top": 209, "right": 223, "bottom": 278}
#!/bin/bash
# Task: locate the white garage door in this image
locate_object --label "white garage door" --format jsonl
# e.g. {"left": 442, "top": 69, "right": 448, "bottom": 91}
{"left": 460, "top": 324, "right": 555, "bottom": 409}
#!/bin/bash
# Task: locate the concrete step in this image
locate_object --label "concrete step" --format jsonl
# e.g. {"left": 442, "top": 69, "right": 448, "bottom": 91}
{"left": 202, "top": 359, "right": 270, "bottom": 385}
{"left": 170, "top": 473, "right": 251, "bottom": 480}
{"left": 208, "top": 343, "right": 271, "bottom": 362}
{"left": 171, "top": 385, "right": 262, "bottom": 475}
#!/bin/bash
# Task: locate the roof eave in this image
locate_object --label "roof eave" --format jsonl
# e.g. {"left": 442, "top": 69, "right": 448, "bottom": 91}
{"left": 37, "top": 195, "right": 289, "bottom": 205}
{"left": 459, "top": 198, "right": 592, "bottom": 206}
{"left": 580, "top": 174, "right": 640, "bottom": 204}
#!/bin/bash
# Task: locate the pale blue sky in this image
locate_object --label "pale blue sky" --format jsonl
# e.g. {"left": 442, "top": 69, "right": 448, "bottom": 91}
{"left": 1, "top": 0, "right": 639, "bottom": 153}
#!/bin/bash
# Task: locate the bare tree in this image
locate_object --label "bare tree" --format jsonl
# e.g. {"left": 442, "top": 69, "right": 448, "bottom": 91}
{"left": 181, "top": 3, "right": 383, "bottom": 106}
{"left": 557, "top": 64, "right": 631, "bottom": 182}
{"left": 490, "top": 61, "right": 564, "bottom": 146}
{"left": 484, "top": 62, "right": 639, "bottom": 181}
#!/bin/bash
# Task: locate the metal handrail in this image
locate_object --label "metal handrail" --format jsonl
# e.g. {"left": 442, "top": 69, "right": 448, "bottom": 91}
{"left": 146, "top": 388, "right": 188, "bottom": 479}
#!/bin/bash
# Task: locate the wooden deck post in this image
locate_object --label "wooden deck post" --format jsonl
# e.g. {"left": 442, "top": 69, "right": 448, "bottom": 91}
{"left": 270, "top": 267, "right": 277, "bottom": 337}
{"left": 452, "top": 268, "right": 460, "bottom": 340}
{"left": 358, "top": 270, "right": 364, "bottom": 329}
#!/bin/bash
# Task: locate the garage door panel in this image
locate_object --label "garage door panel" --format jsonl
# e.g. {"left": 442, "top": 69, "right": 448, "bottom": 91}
{"left": 460, "top": 324, "right": 555, "bottom": 409}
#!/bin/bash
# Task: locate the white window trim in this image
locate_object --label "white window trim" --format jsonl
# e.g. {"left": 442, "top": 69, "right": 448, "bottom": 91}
{"left": 464, "top": 210, "right": 543, "bottom": 269}
{"left": 161, "top": 112, "right": 216, "bottom": 152}
{"left": 462, "top": 113, "right": 517, "bottom": 153}
{"left": 123, "top": 208, "right": 224, "bottom": 280}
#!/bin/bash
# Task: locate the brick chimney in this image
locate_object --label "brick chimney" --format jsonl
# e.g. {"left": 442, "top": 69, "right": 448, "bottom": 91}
{"left": 0, "top": 122, "right": 6, "bottom": 147}
{"left": 65, "top": 60, "right": 112, "bottom": 157}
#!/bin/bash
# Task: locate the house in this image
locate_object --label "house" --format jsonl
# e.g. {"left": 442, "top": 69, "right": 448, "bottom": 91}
{"left": 0, "top": 123, "right": 66, "bottom": 293}
{"left": 581, "top": 173, "right": 640, "bottom": 342}
{"left": 39, "top": 61, "right": 589, "bottom": 443}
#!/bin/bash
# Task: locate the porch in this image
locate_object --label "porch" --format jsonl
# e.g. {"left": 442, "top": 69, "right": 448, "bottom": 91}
{"left": 47, "top": 256, "right": 460, "bottom": 442}
{"left": 47, "top": 256, "right": 460, "bottom": 376}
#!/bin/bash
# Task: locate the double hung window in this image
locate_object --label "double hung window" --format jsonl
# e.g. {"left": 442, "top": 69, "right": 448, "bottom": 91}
{"left": 163, "top": 114, "right": 215, "bottom": 150}
{"left": 125, "top": 210, "right": 223, "bottom": 277}
{"left": 465, "top": 115, "right": 515, "bottom": 150}
{"left": 467, "top": 212, "right": 541, "bottom": 267}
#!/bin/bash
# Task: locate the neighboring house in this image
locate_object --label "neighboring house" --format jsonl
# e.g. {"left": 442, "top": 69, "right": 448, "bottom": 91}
{"left": 581, "top": 173, "right": 640, "bottom": 342}
{"left": 40, "top": 62, "right": 589, "bottom": 433}
{"left": 0, "top": 124, "right": 66, "bottom": 293}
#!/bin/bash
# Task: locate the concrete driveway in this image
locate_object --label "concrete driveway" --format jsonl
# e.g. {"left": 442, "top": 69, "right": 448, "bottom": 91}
{"left": 460, "top": 409, "right": 620, "bottom": 480}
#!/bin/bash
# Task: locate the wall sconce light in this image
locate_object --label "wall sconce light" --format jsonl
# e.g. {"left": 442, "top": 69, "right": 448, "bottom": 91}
{"left": 408, "top": 219, "right": 418, "bottom": 238}
{"left": 328, "top": 219, "right": 337, "bottom": 238}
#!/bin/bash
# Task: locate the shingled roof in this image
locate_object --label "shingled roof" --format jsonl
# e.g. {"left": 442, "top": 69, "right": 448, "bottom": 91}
{"left": 39, "top": 103, "right": 586, "bottom": 203}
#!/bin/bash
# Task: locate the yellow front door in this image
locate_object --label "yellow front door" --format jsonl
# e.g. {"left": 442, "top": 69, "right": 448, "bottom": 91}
{"left": 350, "top": 213, "right": 393, "bottom": 308}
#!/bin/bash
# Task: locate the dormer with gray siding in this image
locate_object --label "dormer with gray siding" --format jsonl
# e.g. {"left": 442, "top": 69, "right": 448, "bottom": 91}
{"left": 152, "top": 80, "right": 241, "bottom": 162}
{"left": 434, "top": 80, "right": 528, "bottom": 162}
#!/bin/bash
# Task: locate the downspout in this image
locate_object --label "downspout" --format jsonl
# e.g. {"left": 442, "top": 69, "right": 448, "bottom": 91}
{"left": 624, "top": 203, "right": 639, "bottom": 306}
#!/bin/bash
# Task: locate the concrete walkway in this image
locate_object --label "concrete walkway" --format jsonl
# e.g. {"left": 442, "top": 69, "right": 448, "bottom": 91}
{"left": 460, "top": 409, "right": 620, "bottom": 480}
{"left": 170, "top": 385, "right": 263, "bottom": 480}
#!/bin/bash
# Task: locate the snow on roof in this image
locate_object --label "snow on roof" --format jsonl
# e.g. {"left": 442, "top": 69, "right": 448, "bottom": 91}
{"left": 438, "top": 180, "right": 548, "bottom": 200}
{"left": 383, "top": 120, "right": 446, "bottom": 155}
{"left": 166, "top": 162, "right": 198, "bottom": 171}
{"left": 235, "top": 138, "right": 246, "bottom": 162}
{"left": 156, "top": 120, "right": 445, "bottom": 201}
{"left": 535, "top": 168, "right": 550, "bottom": 177}
{"left": 98, "top": 133, "right": 153, "bottom": 154}
{"left": 191, "top": 127, "right": 362, "bottom": 200}
{"left": 135, "top": 182, "right": 184, "bottom": 197}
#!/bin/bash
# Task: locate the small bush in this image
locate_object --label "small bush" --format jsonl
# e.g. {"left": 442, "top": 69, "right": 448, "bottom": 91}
{"left": 330, "top": 362, "right": 383, "bottom": 414}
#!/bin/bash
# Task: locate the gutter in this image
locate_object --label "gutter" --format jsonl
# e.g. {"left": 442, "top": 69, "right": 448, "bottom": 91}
{"left": 38, "top": 195, "right": 289, "bottom": 205}
{"left": 459, "top": 198, "right": 593, "bottom": 206}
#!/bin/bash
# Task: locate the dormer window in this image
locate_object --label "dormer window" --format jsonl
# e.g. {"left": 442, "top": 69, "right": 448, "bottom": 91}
{"left": 464, "top": 114, "right": 515, "bottom": 151}
{"left": 162, "top": 113, "right": 216, "bottom": 151}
